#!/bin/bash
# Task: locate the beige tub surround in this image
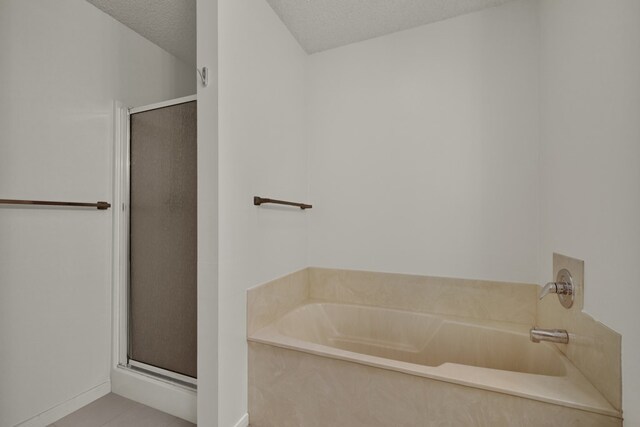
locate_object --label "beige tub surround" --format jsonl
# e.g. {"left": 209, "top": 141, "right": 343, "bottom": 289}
{"left": 247, "top": 268, "right": 310, "bottom": 336}
{"left": 307, "top": 268, "right": 538, "bottom": 325}
{"left": 247, "top": 267, "right": 622, "bottom": 425}
{"left": 538, "top": 254, "right": 622, "bottom": 412}
{"left": 251, "top": 301, "right": 617, "bottom": 418}
{"left": 249, "top": 342, "right": 621, "bottom": 427}
{"left": 248, "top": 268, "right": 538, "bottom": 333}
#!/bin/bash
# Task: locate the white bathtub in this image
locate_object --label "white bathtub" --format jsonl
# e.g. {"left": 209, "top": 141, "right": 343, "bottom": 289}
{"left": 249, "top": 301, "right": 617, "bottom": 417}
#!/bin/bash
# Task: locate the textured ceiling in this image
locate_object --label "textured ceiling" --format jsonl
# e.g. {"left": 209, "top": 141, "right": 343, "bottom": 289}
{"left": 265, "top": 0, "right": 516, "bottom": 54}
{"left": 85, "top": 0, "right": 196, "bottom": 66}
{"left": 84, "top": 0, "right": 514, "bottom": 62}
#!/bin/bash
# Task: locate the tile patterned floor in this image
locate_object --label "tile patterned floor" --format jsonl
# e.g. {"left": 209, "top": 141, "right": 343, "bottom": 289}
{"left": 48, "top": 393, "right": 194, "bottom": 427}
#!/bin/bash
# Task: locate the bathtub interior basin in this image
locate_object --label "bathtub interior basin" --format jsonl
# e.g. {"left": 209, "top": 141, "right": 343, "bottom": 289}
{"left": 274, "top": 302, "right": 565, "bottom": 377}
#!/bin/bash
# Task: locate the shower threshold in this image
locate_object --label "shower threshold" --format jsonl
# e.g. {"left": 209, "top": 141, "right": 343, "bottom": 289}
{"left": 125, "top": 359, "right": 197, "bottom": 390}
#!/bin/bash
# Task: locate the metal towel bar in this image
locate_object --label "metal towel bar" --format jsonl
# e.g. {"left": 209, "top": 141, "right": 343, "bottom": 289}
{"left": 0, "top": 198, "right": 111, "bottom": 210}
{"left": 253, "top": 196, "right": 311, "bottom": 210}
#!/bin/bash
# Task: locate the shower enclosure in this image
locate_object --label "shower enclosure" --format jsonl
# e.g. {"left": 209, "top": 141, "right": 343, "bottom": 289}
{"left": 113, "top": 95, "right": 197, "bottom": 387}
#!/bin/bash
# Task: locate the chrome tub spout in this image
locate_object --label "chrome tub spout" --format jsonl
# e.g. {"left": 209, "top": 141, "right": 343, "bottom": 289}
{"left": 530, "top": 328, "right": 569, "bottom": 344}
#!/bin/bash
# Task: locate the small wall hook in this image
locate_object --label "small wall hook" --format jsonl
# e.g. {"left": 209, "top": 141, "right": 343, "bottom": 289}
{"left": 197, "top": 67, "right": 209, "bottom": 87}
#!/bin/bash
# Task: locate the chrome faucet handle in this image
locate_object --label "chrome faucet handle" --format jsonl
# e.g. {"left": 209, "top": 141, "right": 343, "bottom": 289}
{"left": 539, "top": 282, "right": 558, "bottom": 299}
{"left": 539, "top": 268, "right": 574, "bottom": 309}
{"left": 538, "top": 281, "right": 573, "bottom": 299}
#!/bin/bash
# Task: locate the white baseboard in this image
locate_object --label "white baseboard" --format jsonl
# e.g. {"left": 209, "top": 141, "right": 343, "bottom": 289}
{"left": 111, "top": 366, "right": 197, "bottom": 424}
{"left": 233, "top": 413, "right": 250, "bottom": 427}
{"left": 16, "top": 381, "right": 111, "bottom": 427}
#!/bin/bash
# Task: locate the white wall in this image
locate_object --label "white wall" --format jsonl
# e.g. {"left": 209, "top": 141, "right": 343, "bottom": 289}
{"left": 0, "top": 1, "right": 195, "bottom": 425}
{"left": 539, "top": 0, "right": 640, "bottom": 424}
{"left": 307, "top": 0, "right": 541, "bottom": 284}
{"left": 217, "top": 0, "right": 308, "bottom": 425}
{"left": 196, "top": 0, "right": 219, "bottom": 425}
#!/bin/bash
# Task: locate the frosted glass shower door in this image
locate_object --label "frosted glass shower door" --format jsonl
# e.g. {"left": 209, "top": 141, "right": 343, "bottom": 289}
{"left": 129, "top": 99, "right": 197, "bottom": 379}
